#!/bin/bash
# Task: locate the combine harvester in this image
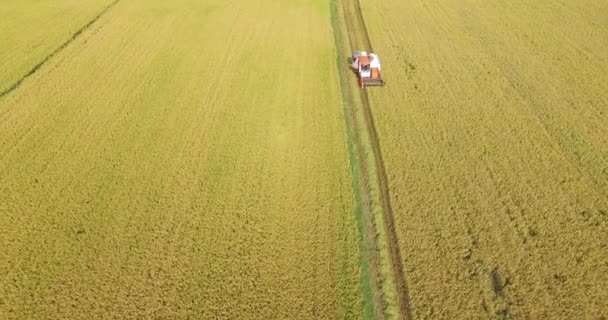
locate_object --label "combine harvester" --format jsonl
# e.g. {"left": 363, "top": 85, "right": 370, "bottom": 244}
{"left": 350, "top": 50, "right": 385, "bottom": 88}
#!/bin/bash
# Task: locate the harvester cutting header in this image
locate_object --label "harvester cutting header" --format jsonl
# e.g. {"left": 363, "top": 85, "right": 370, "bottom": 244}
{"left": 350, "top": 50, "right": 385, "bottom": 88}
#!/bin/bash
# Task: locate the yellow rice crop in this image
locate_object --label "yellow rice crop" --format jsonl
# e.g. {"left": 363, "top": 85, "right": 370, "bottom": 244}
{"left": 0, "top": 0, "right": 112, "bottom": 92}
{"left": 361, "top": 0, "right": 608, "bottom": 318}
{"left": 0, "top": 0, "right": 363, "bottom": 318}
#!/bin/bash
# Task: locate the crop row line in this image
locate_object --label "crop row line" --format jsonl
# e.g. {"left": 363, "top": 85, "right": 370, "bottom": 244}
{"left": 0, "top": 0, "right": 121, "bottom": 100}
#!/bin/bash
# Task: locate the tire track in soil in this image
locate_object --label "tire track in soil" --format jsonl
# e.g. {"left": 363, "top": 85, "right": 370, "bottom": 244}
{"left": 0, "top": 0, "right": 121, "bottom": 100}
{"left": 337, "top": 0, "right": 412, "bottom": 318}
{"left": 331, "top": 0, "right": 387, "bottom": 316}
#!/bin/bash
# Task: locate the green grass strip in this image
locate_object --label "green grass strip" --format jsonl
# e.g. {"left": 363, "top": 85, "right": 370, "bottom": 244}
{"left": 330, "top": 0, "right": 403, "bottom": 318}
{"left": 330, "top": 0, "right": 376, "bottom": 318}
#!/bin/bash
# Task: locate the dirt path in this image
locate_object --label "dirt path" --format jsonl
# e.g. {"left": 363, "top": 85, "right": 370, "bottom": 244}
{"left": 332, "top": 0, "right": 412, "bottom": 319}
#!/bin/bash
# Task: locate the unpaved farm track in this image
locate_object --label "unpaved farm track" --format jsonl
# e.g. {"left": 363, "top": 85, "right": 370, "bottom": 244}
{"left": 0, "top": 0, "right": 120, "bottom": 99}
{"left": 333, "top": 0, "right": 411, "bottom": 318}
{"left": 358, "top": 76, "right": 412, "bottom": 320}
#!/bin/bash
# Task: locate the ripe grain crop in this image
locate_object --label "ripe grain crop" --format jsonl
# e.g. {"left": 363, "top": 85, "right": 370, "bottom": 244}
{"left": 360, "top": 0, "right": 608, "bottom": 318}
{"left": 0, "top": 0, "right": 363, "bottom": 318}
{"left": 0, "top": 0, "right": 113, "bottom": 94}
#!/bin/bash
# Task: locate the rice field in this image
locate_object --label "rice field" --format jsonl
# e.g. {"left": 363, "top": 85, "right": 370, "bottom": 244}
{"left": 0, "top": 0, "right": 363, "bottom": 318}
{"left": 0, "top": 0, "right": 114, "bottom": 93}
{"left": 2, "top": 0, "right": 608, "bottom": 318}
{"left": 362, "top": 0, "right": 608, "bottom": 318}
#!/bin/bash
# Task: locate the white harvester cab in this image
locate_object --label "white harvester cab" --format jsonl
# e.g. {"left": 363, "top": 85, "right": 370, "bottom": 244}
{"left": 351, "top": 50, "right": 385, "bottom": 88}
